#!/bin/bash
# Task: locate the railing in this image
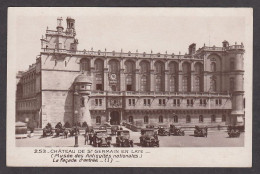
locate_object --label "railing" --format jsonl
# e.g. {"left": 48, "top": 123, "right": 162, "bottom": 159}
{"left": 197, "top": 44, "right": 244, "bottom": 54}
{"left": 46, "top": 30, "right": 74, "bottom": 37}
{"left": 91, "top": 91, "right": 231, "bottom": 97}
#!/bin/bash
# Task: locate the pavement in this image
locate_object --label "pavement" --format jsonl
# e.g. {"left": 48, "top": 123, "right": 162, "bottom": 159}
{"left": 16, "top": 127, "right": 244, "bottom": 147}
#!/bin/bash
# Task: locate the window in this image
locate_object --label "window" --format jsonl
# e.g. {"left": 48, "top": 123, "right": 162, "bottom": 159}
{"left": 159, "top": 116, "right": 163, "bottom": 123}
{"left": 187, "top": 99, "right": 190, "bottom": 105}
{"left": 222, "top": 115, "right": 226, "bottom": 122}
{"left": 169, "top": 76, "right": 176, "bottom": 92}
{"left": 210, "top": 77, "right": 217, "bottom": 92}
{"left": 144, "top": 99, "right": 146, "bottom": 106}
{"left": 191, "top": 99, "right": 194, "bottom": 105}
{"left": 129, "top": 99, "right": 135, "bottom": 106}
{"left": 200, "top": 99, "right": 203, "bottom": 105}
{"left": 182, "top": 76, "right": 189, "bottom": 92}
{"left": 80, "top": 59, "right": 90, "bottom": 72}
{"left": 95, "top": 99, "right": 99, "bottom": 106}
{"left": 147, "top": 99, "right": 151, "bottom": 106}
{"left": 211, "top": 115, "right": 216, "bottom": 122}
{"left": 159, "top": 99, "right": 162, "bottom": 105}
{"left": 186, "top": 115, "right": 191, "bottom": 123}
{"left": 173, "top": 99, "right": 176, "bottom": 105}
{"left": 96, "top": 116, "right": 101, "bottom": 124}
{"left": 199, "top": 115, "right": 204, "bottom": 122}
{"left": 194, "top": 76, "right": 201, "bottom": 92}
{"left": 155, "top": 76, "right": 162, "bottom": 92}
{"left": 144, "top": 116, "right": 149, "bottom": 124}
{"left": 216, "top": 99, "right": 222, "bottom": 105}
{"left": 173, "top": 115, "right": 178, "bottom": 123}
{"left": 230, "top": 78, "right": 234, "bottom": 91}
{"left": 80, "top": 97, "right": 85, "bottom": 107}
{"left": 126, "top": 85, "right": 132, "bottom": 91}
{"left": 99, "top": 99, "right": 102, "bottom": 106}
{"left": 162, "top": 99, "right": 166, "bottom": 105}
{"left": 177, "top": 99, "right": 180, "bottom": 106}
{"left": 230, "top": 58, "right": 235, "bottom": 70}
{"left": 203, "top": 99, "right": 207, "bottom": 105}
{"left": 129, "top": 116, "right": 133, "bottom": 123}
{"left": 216, "top": 99, "right": 218, "bottom": 105}
{"left": 211, "top": 62, "right": 216, "bottom": 72}
{"left": 96, "top": 84, "right": 103, "bottom": 91}
{"left": 140, "top": 75, "right": 148, "bottom": 92}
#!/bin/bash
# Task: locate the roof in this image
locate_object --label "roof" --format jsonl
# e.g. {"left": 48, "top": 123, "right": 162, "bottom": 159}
{"left": 74, "top": 74, "right": 92, "bottom": 84}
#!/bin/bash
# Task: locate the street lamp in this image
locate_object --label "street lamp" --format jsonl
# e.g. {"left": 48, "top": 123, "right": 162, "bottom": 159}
{"left": 74, "top": 110, "right": 79, "bottom": 147}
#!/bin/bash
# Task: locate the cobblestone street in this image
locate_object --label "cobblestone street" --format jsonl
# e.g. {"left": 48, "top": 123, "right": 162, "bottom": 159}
{"left": 16, "top": 128, "right": 244, "bottom": 147}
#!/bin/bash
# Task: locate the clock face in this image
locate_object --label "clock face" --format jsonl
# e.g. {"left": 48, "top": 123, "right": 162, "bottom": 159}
{"left": 110, "top": 74, "right": 117, "bottom": 80}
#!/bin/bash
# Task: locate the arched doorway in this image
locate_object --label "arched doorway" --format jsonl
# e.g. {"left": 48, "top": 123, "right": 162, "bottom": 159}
{"left": 110, "top": 111, "right": 120, "bottom": 125}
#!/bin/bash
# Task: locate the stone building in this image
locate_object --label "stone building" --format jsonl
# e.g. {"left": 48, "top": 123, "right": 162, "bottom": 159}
{"left": 16, "top": 17, "right": 245, "bottom": 128}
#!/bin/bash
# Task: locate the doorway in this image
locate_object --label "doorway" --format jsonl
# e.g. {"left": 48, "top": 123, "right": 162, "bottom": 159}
{"left": 110, "top": 111, "right": 120, "bottom": 125}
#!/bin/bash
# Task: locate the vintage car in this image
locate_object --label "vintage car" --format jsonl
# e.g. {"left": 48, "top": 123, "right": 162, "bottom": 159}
{"left": 227, "top": 125, "right": 240, "bottom": 138}
{"left": 169, "top": 125, "right": 185, "bottom": 136}
{"left": 116, "top": 130, "right": 134, "bottom": 147}
{"left": 54, "top": 122, "right": 65, "bottom": 136}
{"left": 69, "top": 126, "right": 80, "bottom": 136}
{"left": 157, "top": 125, "right": 169, "bottom": 136}
{"left": 140, "top": 128, "right": 159, "bottom": 147}
{"left": 145, "top": 125, "right": 155, "bottom": 129}
{"left": 194, "top": 126, "right": 208, "bottom": 137}
{"left": 111, "top": 125, "right": 120, "bottom": 135}
{"left": 42, "top": 123, "right": 53, "bottom": 137}
{"left": 93, "top": 130, "right": 112, "bottom": 147}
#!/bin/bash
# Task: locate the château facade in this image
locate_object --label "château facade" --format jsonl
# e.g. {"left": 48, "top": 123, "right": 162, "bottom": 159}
{"left": 16, "top": 17, "right": 245, "bottom": 128}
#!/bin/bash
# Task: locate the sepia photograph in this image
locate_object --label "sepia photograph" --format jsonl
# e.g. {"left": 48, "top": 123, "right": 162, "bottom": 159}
{"left": 6, "top": 7, "right": 253, "bottom": 167}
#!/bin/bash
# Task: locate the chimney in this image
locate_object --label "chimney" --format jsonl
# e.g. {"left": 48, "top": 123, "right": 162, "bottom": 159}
{"left": 188, "top": 43, "right": 196, "bottom": 55}
{"left": 222, "top": 40, "right": 229, "bottom": 48}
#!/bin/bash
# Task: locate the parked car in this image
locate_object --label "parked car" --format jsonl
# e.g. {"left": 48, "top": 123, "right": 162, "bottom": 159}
{"left": 93, "top": 130, "right": 112, "bottom": 147}
{"left": 194, "top": 126, "right": 208, "bottom": 137}
{"left": 158, "top": 125, "right": 169, "bottom": 136}
{"left": 227, "top": 125, "right": 240, "bottom": 138}
{"left": 111, "top": 125, "right": 120, "bottom": 135}
{"left": 42, "top": 123, "right": 53, "bottom": 137}
{"left": 116, "top": 130, "right": 133, "bottom": 147}
{"left": 140, "top": 128, "right": 159, "bottom": 147}
{"left": 169, "top": 125, "right": 185, "bottom": 136}
{"left": 146, "top": 125, "right": 155, "bottom": 129}
{"left": 55, "top": 122, "right": 65, "bottom": 136}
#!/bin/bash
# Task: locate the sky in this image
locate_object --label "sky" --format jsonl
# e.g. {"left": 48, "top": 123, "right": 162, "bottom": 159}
{"left": 10, "top": 8, "right": 246, "bottom": 71}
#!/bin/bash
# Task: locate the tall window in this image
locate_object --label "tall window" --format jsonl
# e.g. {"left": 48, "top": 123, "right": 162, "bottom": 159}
{"left": 109, "top": 60, "right": 119, "bottom": 73}
{"left": 230, "top": 58, "right": 235, "bottom": 71}
{"left": 230, "top": 77, "right": 234, "bottom": 91}
{"left": 186, "top": 115, "right": 191, "bottom": 123}
{"left": 182, "top": 62, "right": 191, "bottom": 92}
{"left": 211, "top": 62, "right": 216, "bottom": 72}
{"left": 159, "top": 116, "right": 163, "bottom": 123}
{"left": 125, "top": 61, "right": 135, "bottom": 91}
{"left": 194, "top": 76, "right": 201, "bottom": 92}
{"left": 144, "top": 116, "right": 149, "bottom": 124}
{"left": 155, "top": 61, "right": 164, "bottom": 92}
{"left": 129, "top": 116, "right": 133, "bottom": 123}
{"left": 173, "top": 115, "right": 178, "bottom": 123}
{"left": 169, "top": 62, "right": 178, "bottom": 92}
{"left": 80, "top": 97, "right": 85, "bottom": 107}
{"left": 169, "top": 76, "right": 176, "bottom": 92}
{"left": 210, "top": 76, "right": 217, "bottom": 92}
{"left": 140, "top": 61, "right": 150, "bottom": 92}
{"left": 199, "top": 115, "right": 204, "bottom": 122}
{"left": 222, "top": 115, "right": 226, "bottom": 122}
{"left": 96, "top": 116, "right": 101, "bottom": 124}
{"left": 194, "top": 63, "right": 203, "bottom": 92}
{"left": 80, "top": 59, "right": 90, "bottom": 72}
{"left": 95, "top": 59, "right": 104, "bottom": 91}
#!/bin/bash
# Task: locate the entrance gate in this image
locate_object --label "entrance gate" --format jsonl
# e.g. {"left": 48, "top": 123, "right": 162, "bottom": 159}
{"left": 110, "top": 111, "right": 120, "bottom": 125}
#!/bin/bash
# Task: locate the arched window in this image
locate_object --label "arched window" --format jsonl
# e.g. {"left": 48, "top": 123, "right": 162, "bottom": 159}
{"left": 144, "top": 116, "right": 149, "bottom": 124}
{"left": 159, "top": 116, "right": 163, "bottom": 123}
{"left": 155, "top": 62, "right": 164, "bottom": 74}
{"left": 140, "top": 75, "right": 148, "bottom": 92}
{"left": 96, "top": 116, "right": 101, "bottom": 124}
{"left": 140, "top": 61, "right": 150, "bottom": 73}
{"left": 211, "top": 62, "right": 216, "bottom": 72}
{"left": 155, "top": 61, "right": 164, "bottom": 92}
{"left": 80, "top": 59, "right": 90, "bottom": 72}
{"left": 186, "top": 115, "right": 191, "bottom": 123}
{"left": 169, "top": 76, "right": 176, "bottom": 92}
{"left": 182, "top": 62, "right": 191, "bottom": 92}
{"left": 125, "top": 61, "right": 135, "bottom": 73}
{"left": 211, "top": 115, "right": 216, "bottom": 122}
{"left": 173, "top": 115, "right": 178, "bottom": 123}
{"left": 129, "top": 116, "right": 133, "bottom": 123}
{"left": 169, "top": 62, "right": 178, "bottom": 74}
{"left": 195, "top": 63, "right": 203, "bottom": 74}
{"left": 94, "top": 59, "right": 104, "bottom": 91}
{"left": 230, "top": 58, "right": 235, "bottom": 71}
{"left": 109, "top": 60, "right": 119, "bottom": 73}
{"left": 183, "top": 76, "right": 189, "bottom": 92}
{"left": 199, "top": 115, "right": 204, "bottom": 122}
{"left": 222, "top": 115, "right": 226, "bottom": 122}
{"left": 80, "top": 97, "right": 85, "bottom": 107}
{"left": 183, "top": 62, "right": 190, "bottom": 74}
{"left": 230, "top": 77, "right": 234, "bottom": 91}
{"left": 95, "top": 59, "right": 103, "bottom": 72}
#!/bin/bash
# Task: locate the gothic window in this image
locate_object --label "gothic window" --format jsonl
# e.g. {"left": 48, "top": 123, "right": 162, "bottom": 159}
{"left": 80, "top": 97, "right": 85, "bottom": 107}
{"left": 96, "top": 116, "right": 101, "bottom": 124}
{"left": 173, "top": 115, "right": 178, "bottom": 123}
{"left": 159, "top": 116, "right": 163, "bottom": 123}
{"left": 186, "top": 115, "right": 191, "bottom": 123}
{"left": 129, "top": 116, "right": 133, "bottom": 123}
{"left": 211, "top": 62, "right": 216, "bottom": 72}
{"left": 80, "top": 59, "right": 90, "bottom": 72}
{"left": 169, "top": 76, "right": 176, "bottom": 92}
{"left": 230, "top": 77, "right": 234, "bottom": 91}
{"left": 144, "top": 116, "right": 149, "bottom": 124}
{"left": 199, "top": 115, "right": 204, "bottom": 122}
